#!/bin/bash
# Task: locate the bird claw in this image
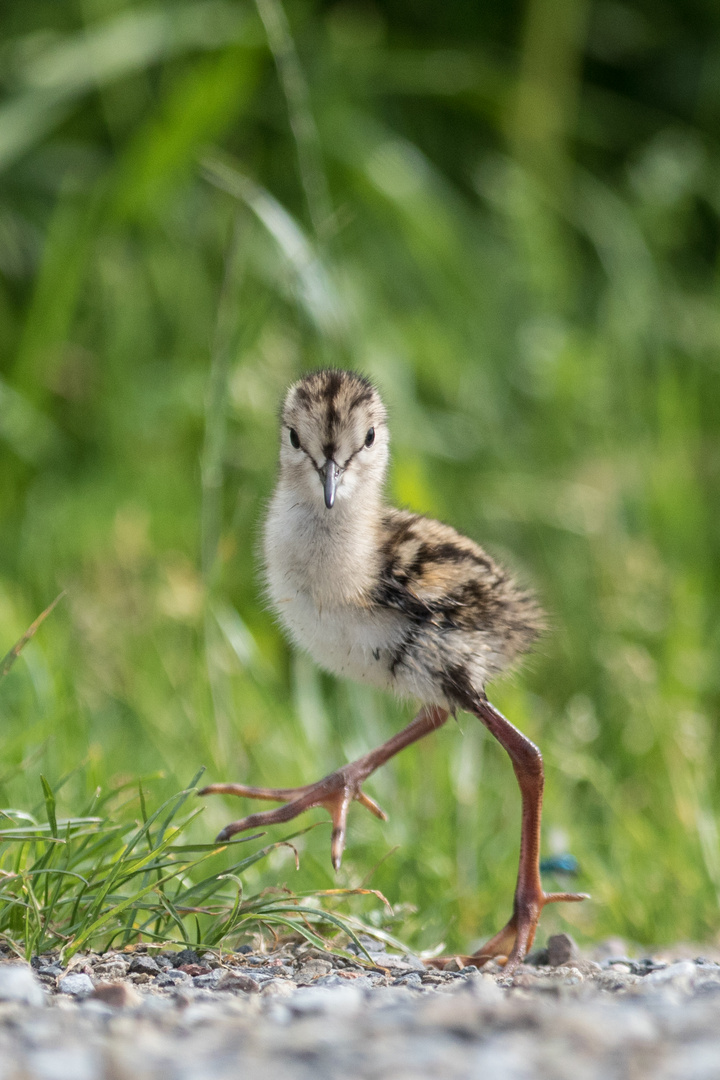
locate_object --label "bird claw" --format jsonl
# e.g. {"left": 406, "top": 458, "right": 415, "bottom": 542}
{"left": 426, "top": 889, "right": 589, "bottom": 974}
{"left": 199, "top": 770, "right": 387, "bottom": 868}
{"left": 468, "top": 889, "right": 589, "bottom": 974}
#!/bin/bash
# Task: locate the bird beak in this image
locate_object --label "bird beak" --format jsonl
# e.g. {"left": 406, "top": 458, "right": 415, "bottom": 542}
{"left": 320, "top": 460, "right": 341, "bottom": 509}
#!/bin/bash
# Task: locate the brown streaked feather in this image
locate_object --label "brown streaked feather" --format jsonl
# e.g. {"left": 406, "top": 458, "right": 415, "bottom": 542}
{"left": 373, "top": 509, "right": 543, "bottom": 691}
{"left": 266, "top": 368, "right": 543, "bottom": 712}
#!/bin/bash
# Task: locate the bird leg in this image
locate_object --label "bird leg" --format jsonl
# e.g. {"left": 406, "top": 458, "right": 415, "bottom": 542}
{"left": 200, "top": 705, "right": 449, "bottom": 869}
{"left": 463, "top": 696, "right": 587, "bottom": 973}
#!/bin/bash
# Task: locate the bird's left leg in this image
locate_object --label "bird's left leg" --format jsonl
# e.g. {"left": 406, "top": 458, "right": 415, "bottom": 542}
{"left": 465, "top": 695, "right": 587, "bottom": 972}
{"left": 200, "top": 705, "right": 450, "bottom": 869}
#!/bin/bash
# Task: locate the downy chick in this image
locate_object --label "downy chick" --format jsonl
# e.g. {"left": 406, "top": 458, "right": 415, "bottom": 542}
{"left": 201, "top": 369, "right": 586, "bottom": 970}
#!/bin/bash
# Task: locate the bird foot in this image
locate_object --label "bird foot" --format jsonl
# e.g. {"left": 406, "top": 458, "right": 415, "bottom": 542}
{"left": 198, "top": 767, "right": 387, "bottom": 870}
{"left": 425, "top": 888, "right": 589, "bottom": 975}
{"left": 482, "top": 889, "right": 589, "bottom": 973}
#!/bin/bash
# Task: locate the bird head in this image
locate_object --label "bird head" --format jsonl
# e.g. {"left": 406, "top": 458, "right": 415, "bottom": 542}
{"left": 278, "top": 369, "right": 388, "bottom": 512}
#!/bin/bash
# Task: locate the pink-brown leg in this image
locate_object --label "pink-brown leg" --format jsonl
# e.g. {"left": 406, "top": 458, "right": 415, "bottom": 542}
{"left": 200, "top": 705, "right": 449, "bottom": 869}
{"left": 466, "top": 696, "right": 587, "bottom": 972}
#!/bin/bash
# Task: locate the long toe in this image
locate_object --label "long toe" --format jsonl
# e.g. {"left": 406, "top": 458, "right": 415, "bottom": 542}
{"left": 544, "top": 890, "right": 590, "bottom": 905}
{"left": 423, "top": 921, "right": 519, "bottom": 973}
{"left": 470, "top": 919, "right": 519, "bottom": 967}
{"left": 213, "top": 798, "right": 318, "bottom": 842}
{"left": 200, "top": 782, "right": 313, "bottom": 801}
{"left": 201, "top": 767, "right": 387, "bottom": 865}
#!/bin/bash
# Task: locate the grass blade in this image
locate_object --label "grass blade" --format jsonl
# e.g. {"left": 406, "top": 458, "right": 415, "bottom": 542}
{"left": 0, "top": 593, "right": 65, "bottom": 680}
{"left": 40, "top": 777, "right": 58, "bottom": 840}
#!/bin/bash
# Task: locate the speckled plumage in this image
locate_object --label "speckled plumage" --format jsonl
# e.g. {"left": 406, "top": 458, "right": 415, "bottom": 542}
{"left": 263, "top": 368, "right": 542, "bottom": 711}
{"left": 202, "top": 369, "right": 587, "bottom": 972}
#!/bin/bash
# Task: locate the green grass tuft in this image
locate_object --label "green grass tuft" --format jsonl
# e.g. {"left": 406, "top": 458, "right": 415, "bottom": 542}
{"left": 0, "top": 772, "right": 393, "bottom": 961}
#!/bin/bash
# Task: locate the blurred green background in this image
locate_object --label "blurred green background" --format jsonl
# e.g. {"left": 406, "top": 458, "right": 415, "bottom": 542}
{"left": 1, "top": 0, "right": 720, "bottom": 953}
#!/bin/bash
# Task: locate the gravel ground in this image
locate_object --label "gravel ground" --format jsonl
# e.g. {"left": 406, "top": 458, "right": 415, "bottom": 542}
{"left": 2, "top": 934, "right": 720, "bottom": 1079}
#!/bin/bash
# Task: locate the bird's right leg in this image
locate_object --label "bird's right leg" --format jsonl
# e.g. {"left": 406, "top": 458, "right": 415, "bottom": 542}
{"left": 467, "top": 696, "right": 587, "bottom": 971}
{"left": 199, "top": 704, "right": 449, "bottom": 869}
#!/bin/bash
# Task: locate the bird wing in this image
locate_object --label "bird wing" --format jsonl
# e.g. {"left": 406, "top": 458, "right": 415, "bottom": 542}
{"left": 373, "top": 509, "right": 514, "bottom": 628}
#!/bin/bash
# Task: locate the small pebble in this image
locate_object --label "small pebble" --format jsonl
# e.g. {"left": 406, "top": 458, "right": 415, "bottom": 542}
{"left": 547, "top": 933, "right": 580, "bottom": 968}
{"left": 174, "top": 949, "right": 201, "bottom": 968}
{"left": 261, "top": 979, "right": 296, "bottom": 998}
{"left": 0, "top": 964, "right": 46, "bottom": 1007}
{"left": 296, "top": 960, "right": 333, "bottom": 984}
{"left": 93, "top": 961, "right": 128, "bottom": 979}
{"left": 129, "top": 955, "right": 160, "bottom": 976}
{"left": 58, "top": 973, "right": 95, "bottom": 998}
{"left": 193, "top": 971, "right": 225, "bottom": 989}
{"left": 393, "top": 973, "right": 423, "bottom": 988}
{"left": 231, "top": 966, "right": 282, "bottom": 981}
{"left": 92, "top": 981, "right": 141, "bottom": 1008}
{"left": 156, "top": 971, "right": 190, "bottom": 988}
{"left": 314, "top": 974, "right": 349, "bottom": 988}
{"left": 441, "top": 958, "right": 466, "bottom": 972}
{"left": 37, "top": 965, "right": 64, "bottom": 978}
{"left": 641, "top": 960, "right": 697, "bottom": 989}
{"left": 217, "top": 972, "right": 260, "bottom": 993}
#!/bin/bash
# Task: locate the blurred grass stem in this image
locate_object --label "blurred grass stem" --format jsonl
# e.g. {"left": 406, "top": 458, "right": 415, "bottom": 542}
{"left": 254, "top": 0, "right": 332, "bottom": 237}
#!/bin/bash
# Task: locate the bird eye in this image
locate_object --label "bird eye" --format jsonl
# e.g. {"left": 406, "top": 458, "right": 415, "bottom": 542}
{"left": 365, "top": 427, "right": 375, "bottom": 448}
{"left": 289, "top": 428, "right": 300, "bottom": 449}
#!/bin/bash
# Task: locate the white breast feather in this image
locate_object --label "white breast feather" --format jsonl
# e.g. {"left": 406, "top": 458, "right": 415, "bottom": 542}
{"left": 263, "top": 485, "right": 487, "bottom": 707}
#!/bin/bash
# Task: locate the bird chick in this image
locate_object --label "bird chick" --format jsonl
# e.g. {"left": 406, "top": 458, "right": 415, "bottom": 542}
{"left": 201, "top": 369, "right": 587, "bottom": 971}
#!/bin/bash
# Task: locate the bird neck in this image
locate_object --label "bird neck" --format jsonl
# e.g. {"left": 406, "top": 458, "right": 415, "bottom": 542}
{"left": 265, "top": 477, "right": 385, "bottom": 606}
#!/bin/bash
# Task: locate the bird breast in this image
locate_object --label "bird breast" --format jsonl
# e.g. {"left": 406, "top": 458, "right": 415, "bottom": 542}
{"left": 263, "top": 488, "right": 405, "bottom": 689}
